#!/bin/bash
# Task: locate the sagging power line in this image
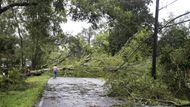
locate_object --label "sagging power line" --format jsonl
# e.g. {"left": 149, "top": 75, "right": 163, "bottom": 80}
{"left": 159, "top": 0, "right": 179, "bottom": 11}
{"left": 161, "top": 11, "right": 190, "bottom": 29}
{"left": 162, "top": 19, "right": 190, "bottom": 28}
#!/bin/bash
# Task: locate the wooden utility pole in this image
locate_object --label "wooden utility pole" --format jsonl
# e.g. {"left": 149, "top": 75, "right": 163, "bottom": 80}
{"left": 152, "top": 0, "right": 160, "bottom": 80}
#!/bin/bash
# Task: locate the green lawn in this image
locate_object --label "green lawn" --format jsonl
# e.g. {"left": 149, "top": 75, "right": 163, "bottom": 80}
{"left": 0, "top": 73, "right": 50, "bottom": 107}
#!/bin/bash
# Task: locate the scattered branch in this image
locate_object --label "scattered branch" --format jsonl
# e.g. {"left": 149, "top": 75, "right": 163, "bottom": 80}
{"left": 156, "top": 99, "right": 190, "bottom": 107}
{"left": 133, "top": 97, "right": 190, "bottom": 107}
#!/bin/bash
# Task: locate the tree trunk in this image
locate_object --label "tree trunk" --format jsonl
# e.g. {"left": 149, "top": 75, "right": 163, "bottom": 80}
{"left": 13, "top": 9, "right": 24, "bottom": 69}
{"left": 32, "top": 38, "right": 40, "bottom": 69}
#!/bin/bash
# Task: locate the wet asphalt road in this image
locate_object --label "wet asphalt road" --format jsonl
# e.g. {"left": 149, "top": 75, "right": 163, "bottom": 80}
{"left": 37, "top": 77, "right": 123, "bottom": 107}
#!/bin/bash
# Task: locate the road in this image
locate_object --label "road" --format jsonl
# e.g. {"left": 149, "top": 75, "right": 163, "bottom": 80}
{"left": 37, "top": 77, "right": 123, "bottom": 107}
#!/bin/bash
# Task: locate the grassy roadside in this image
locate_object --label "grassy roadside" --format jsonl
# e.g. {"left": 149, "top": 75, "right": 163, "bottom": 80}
{"left": 0, "top": 73, "right": 50, "bottom": 107}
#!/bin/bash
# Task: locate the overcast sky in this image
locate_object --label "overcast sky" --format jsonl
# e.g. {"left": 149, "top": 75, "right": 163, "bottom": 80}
{"left": 150, "top": 0, "right": 190, "bottom": 20}
{"left": 61, "top": 0, "right": 190, "bottom": 35}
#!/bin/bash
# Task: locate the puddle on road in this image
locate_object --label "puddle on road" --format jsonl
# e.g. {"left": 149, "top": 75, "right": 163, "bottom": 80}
{"left": 37, "top": 77, "right": 124, "bottom": 107}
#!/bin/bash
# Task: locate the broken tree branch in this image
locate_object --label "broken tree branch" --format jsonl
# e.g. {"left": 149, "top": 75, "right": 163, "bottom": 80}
{"left": 0, "top": 2, "right": 37, "bottom": 15}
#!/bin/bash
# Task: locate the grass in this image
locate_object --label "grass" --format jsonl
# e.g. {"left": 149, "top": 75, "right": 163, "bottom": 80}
{"left": 0, "top": 73, "right": 50, "bottom": 107}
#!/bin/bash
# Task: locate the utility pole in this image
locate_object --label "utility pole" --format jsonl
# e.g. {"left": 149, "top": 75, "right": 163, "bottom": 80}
{"left": 152, "top": 0, "right": 160, "bottom": 80}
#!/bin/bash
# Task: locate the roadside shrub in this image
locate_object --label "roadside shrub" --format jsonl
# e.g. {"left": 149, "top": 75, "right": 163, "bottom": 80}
{"left": 0, "top": 68, "right": 27, "bottom": 91}
{"left": 159, "top": 26, "right": 190, "bottom": 99}
{"left": 160, "top": 47, "right": 190, "bottom": 98}
{"left": 106, "top": 60, "right": 172, "bottom": 105}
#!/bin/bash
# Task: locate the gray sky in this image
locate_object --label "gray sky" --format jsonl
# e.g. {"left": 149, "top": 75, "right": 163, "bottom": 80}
{"left": 61, "top": 0, "right": 190, "bottom": 35}
{"left": 61, "top": 17, "right": 91, "bottom": 35}
{"left": 150, "top": 0, "right": 190, "bottom": 20}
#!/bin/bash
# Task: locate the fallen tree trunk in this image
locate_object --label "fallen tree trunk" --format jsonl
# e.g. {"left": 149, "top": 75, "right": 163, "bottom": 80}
{"left": 25, "top": 68, "right": 50, "bottom": 76}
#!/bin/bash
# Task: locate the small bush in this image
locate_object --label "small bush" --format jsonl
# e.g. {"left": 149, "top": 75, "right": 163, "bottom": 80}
{"left": 0, "top": 68, "right": 27, "bottom": 91}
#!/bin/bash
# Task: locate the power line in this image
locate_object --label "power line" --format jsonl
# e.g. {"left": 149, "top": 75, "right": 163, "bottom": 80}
{"left": 159, "top": 0, "right": 179, "bottom": 11}
{"left": 162, "top": 19, "right": 190, "bottom": 28}
{"left": 161, "top": 11, "right": 190, "bottom": 29}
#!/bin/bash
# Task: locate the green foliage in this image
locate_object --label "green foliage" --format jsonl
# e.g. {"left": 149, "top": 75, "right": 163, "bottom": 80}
{"left": 106, "top": 60, "right": 173, "bottom": 105}
{"left": 0, "top": 10, "right": 15, "bottom": 35}
{"left": 63, "top": 70, "right": 106, "bottom": 78}
{"left": 106, "top": 0, "right": 153, "bottom": 56}
{"left": 117, "top": 28, "right": 152, "bottom": 62}
{"left": 0, "top": 69, "right": 26, "bottom": 91}
{"left": 70, "top": 0, "right": 103, "bottom": 28}
{"left": 67, "top": 36, "right": 85, "bottom": 57}
{"left": 60, "top": 53, "right": 123, "bottom": 77}
{"left": 69, "top": 0, "right": 153, "bottom": 55}
{"left": 0, "top": 73, "right": 50, "bottom": 107}
{"left": 24, "top": 0, "right": 56, "bottom": 68}
{"left": 1, "top": 0, "right": 190, "bottom": 106}
{"left": 1, "top": 0, "right": 67, "bottom": 69}
{"left": 159, "top": 25, "right": 190, "bottom": 98}
{"left": 0, "top": 36, "right": 17, "bottom": 57}
{"left": 93, "top": 31, "right": 109, "bottom": 53}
